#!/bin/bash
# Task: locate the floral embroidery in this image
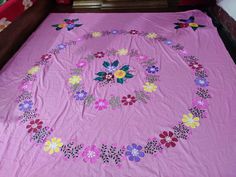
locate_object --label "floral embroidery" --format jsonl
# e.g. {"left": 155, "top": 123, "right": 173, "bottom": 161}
{"left": 189, "top": 107, "right": 206, "bottom": 119}
{"left": 19, "top": 100, "right": 33, "bottom": 112}
{"left": 143, "top": 82, "right": 157, "bottom": 92}
{"left": 189, "top": 61, "right": 203, "bottom": 70}
{"left": 182, "top": 113, "right": 200, "bottom": 128}
{"left": 146, "top": 32, "right": 157, "bottom": 39}
{"left": 92, "top": 32, "right": 102, "bottom": 38}
{"left": 61, "top": 142, "right": 83, "bottom": 159}
{"left": 95, "top": 99, "right": 109, "bottom": 110}
{"left": 94, "top": 51, "right": 105, "bottom": 58}
{"left": 117, "top": 48, "right": 128, "bottom": 56}
{"left": 44, "top": 137, "right": 63, "bottom": 155}
{"left": 121, "top": 95, "right": 136, "bottom": 106}
{"left": 76, "top": 60, "right": 87, "bottom": 68}
{"left": 52, "top": 19, "right": 82, "bottom": 31}
{"left": 173, "top": 122, "right": 190, "bottom": 140}
{"left": 194, "top": 77, "right": 209, "bottom": 87}
{"left": 174, "top": 16, "right": 205, "bottom": 31}
{"left": 192, "top": 98, "right": 208, "bottom": 109}
{"left": 81, "top": 145, "right": 100, "bottom": 163}
{"left": 195, "top": 69, "right": 208, "bottom": 78}
{"left": 26, "top": 119, "right": 43, "bottom": 133}
{"left": 159, "top": 131, "right": 178, "bottom": 148}
{"left": 16, "top": 91, "right": 32, "bottom": 103}
{"left": 19, "top": 109, "right": 38, "bottom": 123}
{"left": 164, "top": 39, "right": 172, "bottom": 45}
{"left": 146, "top": 66, "right": 159, "bottom": 74}
{"left": 196, "top": 88, "right": 211, "bottom": 99}
{"left": 144, "top": 138, "right": 163, "bottom": 155}
{"left": 74, "top": 90, "right": 88, "bottom": 101}
{"left": 125, "top": 144, "right": 145, "bottom": 162}
{"left": 69, "top": 75, "right": 82, "bottom": 85}
{"left": 28, "top": 66, "right": 40, "bottom": 75}
{"left": 41, "top": 54, "right": 52, "bottom": 61}
{"left": 31, "top": 126, "right": 53, "bottom": 144}
{"left": 129, "top": 30, "right": 138, "bottom": 35}
{"left": 57, "top": 43, "right": 67, "bottom": 50}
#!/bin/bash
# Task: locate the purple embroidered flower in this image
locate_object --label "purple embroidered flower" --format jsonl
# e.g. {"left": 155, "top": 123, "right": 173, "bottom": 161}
{"left": 164, "top": 40, "right": 172, "bottom": 45}
{"left": 74, "top": 90, "right": 88, "bottom": 101}
{"left": 146, "top": 66, "right": 159, "bottom": 74}
{"left": 19, "top": 100, "right": 33, "bottom": 112}
{"left": 125, "top": 143, "right": 145, "bottom": 162}
{"left": 57, "top": 43, "right": 67, "bottom": 50}
{"left": 81, "top": 145, "right": 100, "bottom": 163}
{"left": 111, "top": 29, "right": 119, "bottom": 35}
{"left": 106, "top": 65, "right": 117, "bottom": 73}
{"left": 194, "top": 77, "right": 209, "bottom": 87}
{"left": 192, "top": 98, "right": 208, "bottom": 109}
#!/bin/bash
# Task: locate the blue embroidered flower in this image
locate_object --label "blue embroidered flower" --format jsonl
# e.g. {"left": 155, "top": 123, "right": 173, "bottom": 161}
{"left": 125, "top": 143, "right": 145, "bottom": 162}
{"left": 194, "top": 77, "right": 209, "bottom": 87}
{"left": 19, "top": 100, "right": 33, "bottom": 112}
{"left": 146, "top": 66, "right": 159, "bottom": 74}
{"left": 106, "top": 65, "right": 117, "bottom": 73}
{"left": 57, "top": 43, "right": 67, "bottom": 50}
{"left": 111, "top": 29, "right": 119, "bottom": 35}
{"left": 74, "top": 90, "right": 88, "bottom": 101}
{"left": 164, "top": 40, "right": 172, "bottom": 45}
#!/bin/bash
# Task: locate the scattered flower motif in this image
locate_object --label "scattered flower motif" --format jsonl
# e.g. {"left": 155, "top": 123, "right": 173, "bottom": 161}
{"left": 194, "top": 77, "right": 209, "bottom": 87}
{"left": 137, "top": 55, "right": 148, "bottom": 61}
{"left": 26, "top": 119, "right": 43, "bottom": 133}
{"left": 125, "top": 144, "right": 145, "bottom": 162}
{"left": 182, "top": 113, "right": 200, "bottom": 128}
{"left": 92, "top": 32, "right": 102, "bottom": 38}
{"left": 164, "top": 40, "right": 172, "bottom": 45}
{"left": 41, "top": 54, "right": 52, "bottom": 61}
{"left": 143, "top": 82, "right": 157, "bottom": 92}
{"left": 74, "top": 90, "right": 88, "bottom": 101}
{"left": 103, "top": 73, "right": 115, "bottom": 82}
{"left": 129, "top": 30, "right": 138, "bottom": 35}
{"left": 19, "top": 100, "right": 33, "bottom": 112}
{"left": 69, "top": 75, "right": 82, "bottom": 85}
{"left": 114, "top": 70, "right": 126, "bottom": 79}
{"left": 117, "top": 48, "right": 128, "bottom": 56}
{"left": 146, "top": 32, "right": 157, "bottom": 39}
{"left": 189, "top": 62, "right": 203, "bottom": 70}
{"left": 52, "top": 19, "right": 82, "bottom": 31}
{"left": 192, "top": 98, "right": 208, "bottom": 109}
{"left": 76, "top": 60, "right": 87, "bottom": 68}
{"left": 94, "top": 51, "right": 105, "bottom": 58}
{"left": 95, "top": 99, "right": 109, "bottom": 110}
{"left": 81, "top": 145, "right": 100, "bottom": 163}
{"left": 174, "top": 16, "right": 205, "bottom": 31}
{"left": 159, "top": 131, "right": 178, "bottom": 148}
{"left": 44, "top": 137, "right": 63, "bottom": 155}
{"left": 146, "top": 66, "right": 159, "bottom": 74}
{"left": 121, "top": 95, "right": 136, "bottom": 106}
{"left": 111, "top": 29, "right": 119, "bottom": 35}
{"left": 0, "top": 17, "right": 11, "bottom": 32}
{"left": 106, "top": 65, "right": 117, "bottom": 73}
{"left": 28, "top": 66, "right": 40, "bottom": 75}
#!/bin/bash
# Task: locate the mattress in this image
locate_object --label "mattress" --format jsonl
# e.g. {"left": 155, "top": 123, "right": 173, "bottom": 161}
{"left": 0, "top": 10, "right": 236, "bottom": 177}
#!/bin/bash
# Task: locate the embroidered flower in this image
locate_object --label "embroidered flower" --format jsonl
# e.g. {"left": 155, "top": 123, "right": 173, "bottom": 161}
{"left": 74, "top": 90, "right": 88, "bottom": 101}
{"left": 121, "top": 95, "right": 136, "bottom": 106}
{"left": 81, "top": 145, "right": 100, "bottom": 163}
{"left": 41, "top": 54, "right": 52, "bottom": 61}
{"left": 114, "top": 70, "right": 126, "bottom": 79}
{"left": 125, "top": 144, "right": 145, "bottom": 162}
{"left": 189, "top": 62, "right": 203, "bottom": 70}
{"left": 174, "top": 16, "right": 205, "bottom": 31}
{"left": 146, "top": 32, "right": 157, "bottom": 39}
{"left": 192, "top": 98, "right": 208, "bottom": 109}
{"left": 26, "top": 119, "right": 43, "bottom": 133}
{"left": 69, "top": 75, "right": 82, "bottom": 85}
{"left": 129, "top": 30, "right": 138, "bottom": 35}
{"left": 117, "top": 48, "right": 128, "bottom": 56}
{"left": 19, "top": 100, "right": 33, "bottom": 112}
{"left": 189, "top": 23, "right": 199, "bottom": 28}
{"left": 95, "top": 99, "right": 109, "bottom": 110}
{"left": 0, "top": 17, "right": 11, "bottom": 32}
{"left": 94, "top": 52, "right": 105, "bottom": 58}
{"left": 106, "top": 65, "right": 117, "bottom": 73}
{"left": 143, "top": 82, "right": 157, "bottom": 92}
{"left": 57, "top": 43, "right": 67, "bottom": 50}
{"left": 182, "top": 113, "right": 200, "bottom": 128}
{"left": 19, "top": 81, "right": 33, "bottom": 91}
{"left": 103, "top": 73, "right": 114, "bottom": 82}
{"left": 164, "top": 40, "right": 172, "bottom": 45}
{"left": 76, "top": 60, "right": 87, "bottom": 68}
{"left": 146, "top": 66, "right": 159, "bottom": 74}
{"left": 137, "top": 55, "right": 148, "bottom": 61}
{"left": 159, "top": 131, "right": 178, "bottom": 148}
{"left": 194, "top": 77, "right": 209, "bottom": 87}
{"left": 111, "top": 29, "right": 119, "bottom": 34}
{"left": 43, "top": 137, "right": 63, "bottom": 155}
{"left": 28, "top": 66, "right": 40, "bottom": 75}
{"left": 92, "top": 32, "right": 102, "bottom": 38}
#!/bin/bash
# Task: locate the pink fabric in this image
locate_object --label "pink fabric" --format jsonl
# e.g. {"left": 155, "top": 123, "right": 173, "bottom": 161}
{"left": 0, "top": 10, "right": 236, "bottom": 177}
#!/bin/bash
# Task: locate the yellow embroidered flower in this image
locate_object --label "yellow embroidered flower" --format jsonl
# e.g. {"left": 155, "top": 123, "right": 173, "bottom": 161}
{"left": 143, "top": 82, "right": 157, "bottom": 92}
{"left": 146, "top": 32, "right": 157, "bottom": 39}
{"left": 69, "top": 75, "right": 82, "bottom": 85}
{"left": 92, "top": 32, "right": 102, "bottom": 38}
{"left": 189, "top": 23, "right": 199, "bottom": 28}
{"left": 182, "top": 113, "right": 200, "bottom": 128}
{"left": 114, "top": 70, "right": 126, "bottom": 79}
{"left": 117, "top": 48, "right": 128, "bottom": 56}
{"left": 28, "top": 66, "right": 40, "bottom": 75}
{"left": 58, "top": 23, "right": 67, "bottom": 28}
{"left": 43, "top": 137, "right": 63, "bottom": 155}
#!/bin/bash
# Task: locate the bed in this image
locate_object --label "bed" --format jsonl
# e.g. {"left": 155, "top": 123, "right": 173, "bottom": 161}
{"left": 0, "top": 10, "right": 236, "bottom": 177}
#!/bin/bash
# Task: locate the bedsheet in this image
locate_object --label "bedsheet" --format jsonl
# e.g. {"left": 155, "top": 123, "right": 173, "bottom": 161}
{"left": 0, "top": 10, "right": 236, "bottom": 177}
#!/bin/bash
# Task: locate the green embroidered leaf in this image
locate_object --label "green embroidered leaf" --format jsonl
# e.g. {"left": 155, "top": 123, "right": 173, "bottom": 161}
{"left": 103, "top": 61, "right": 110, "bottom": 68}
{"left": 117, "top": 78, "right": 124, "bottom": 84}
{"left": 125, "top": 73, "right": 133, "bottom": 78}
{"left": 120, "top": 65, "right": 129, "bottom": 71}
{"left": 94, "top": 77, "right": 104, "bottom": 81}
{"left": 112, "top": 60, "right": 119, "bottom": 67}
{"left": 96, "top": 72, "right": 106, "bottom": 76}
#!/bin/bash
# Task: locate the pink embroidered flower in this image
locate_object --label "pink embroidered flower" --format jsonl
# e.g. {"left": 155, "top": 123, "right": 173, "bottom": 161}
{"left": 189, "top": 62, "right": 203, "bottom": 70}
{"left": 19, "top": 81, "right": 33, "bottom": 91}
{"left": 81, "top": 145, "right": 100, "bottom": 163}
{"left": 129, "top": 30, "right": 138, "bottom": 35}
{"left": 136, "top": 55, "right": 148, "bottom": 61}
{"left": 41, "top": 54, "right": 52, "bottom": 61}
{"left": 26, "top": 119, "right": 43, "bottom": 133}
{"left": 192, "top": 98, "right": 208, "bottom": 109}
{"left": 159, "top": 131, "right": 178, "bottom": 148}
{"left": 94, "top": 52, "right": 105, "bottom": 58}
{"left": 95, "top": 99, "right": 109, "bottom": 110}
{"left": 76, "top": 60, "right": 87, "bottom": 68}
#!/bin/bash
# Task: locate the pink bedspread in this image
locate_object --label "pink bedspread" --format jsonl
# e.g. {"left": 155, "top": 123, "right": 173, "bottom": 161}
{"left": 0, "top": 10, "right": 236, "bottom": 177}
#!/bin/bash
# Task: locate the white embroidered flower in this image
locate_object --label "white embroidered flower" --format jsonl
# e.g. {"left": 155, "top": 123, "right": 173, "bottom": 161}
{"left": 23, "top": 0, "right": 33, "bottom": 10}
{"left": 0, "top": 18, "right": 11, "bottom": 32}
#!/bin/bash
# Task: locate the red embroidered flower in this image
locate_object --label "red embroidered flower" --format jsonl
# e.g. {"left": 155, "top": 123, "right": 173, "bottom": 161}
{"left": 159, "top": 131, "right": 178, "bottom": 148}
{"left": 26, "top": 119, "right": 43, "bottom": 133}
{"left": 129, "top": 30, "right": 138, "bottom": 35}
{"left": 179, "top": 23, "right": 189, "bottom": 28}
{"left": 41, "top": 54, "right": 52, "bottom": 61}
{"left": 94, "top": 52, "right": 105, "bottom": 58}
{"left": 189, "top": 62, "right": 203, "bottom": 70}
{"left": 121, "top": 95, "right": 136, "bottom": 105}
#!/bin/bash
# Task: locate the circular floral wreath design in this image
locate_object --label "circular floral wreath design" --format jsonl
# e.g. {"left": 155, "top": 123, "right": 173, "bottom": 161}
{"left": 16, "top": 29, "right": 211, "bottom": 167}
